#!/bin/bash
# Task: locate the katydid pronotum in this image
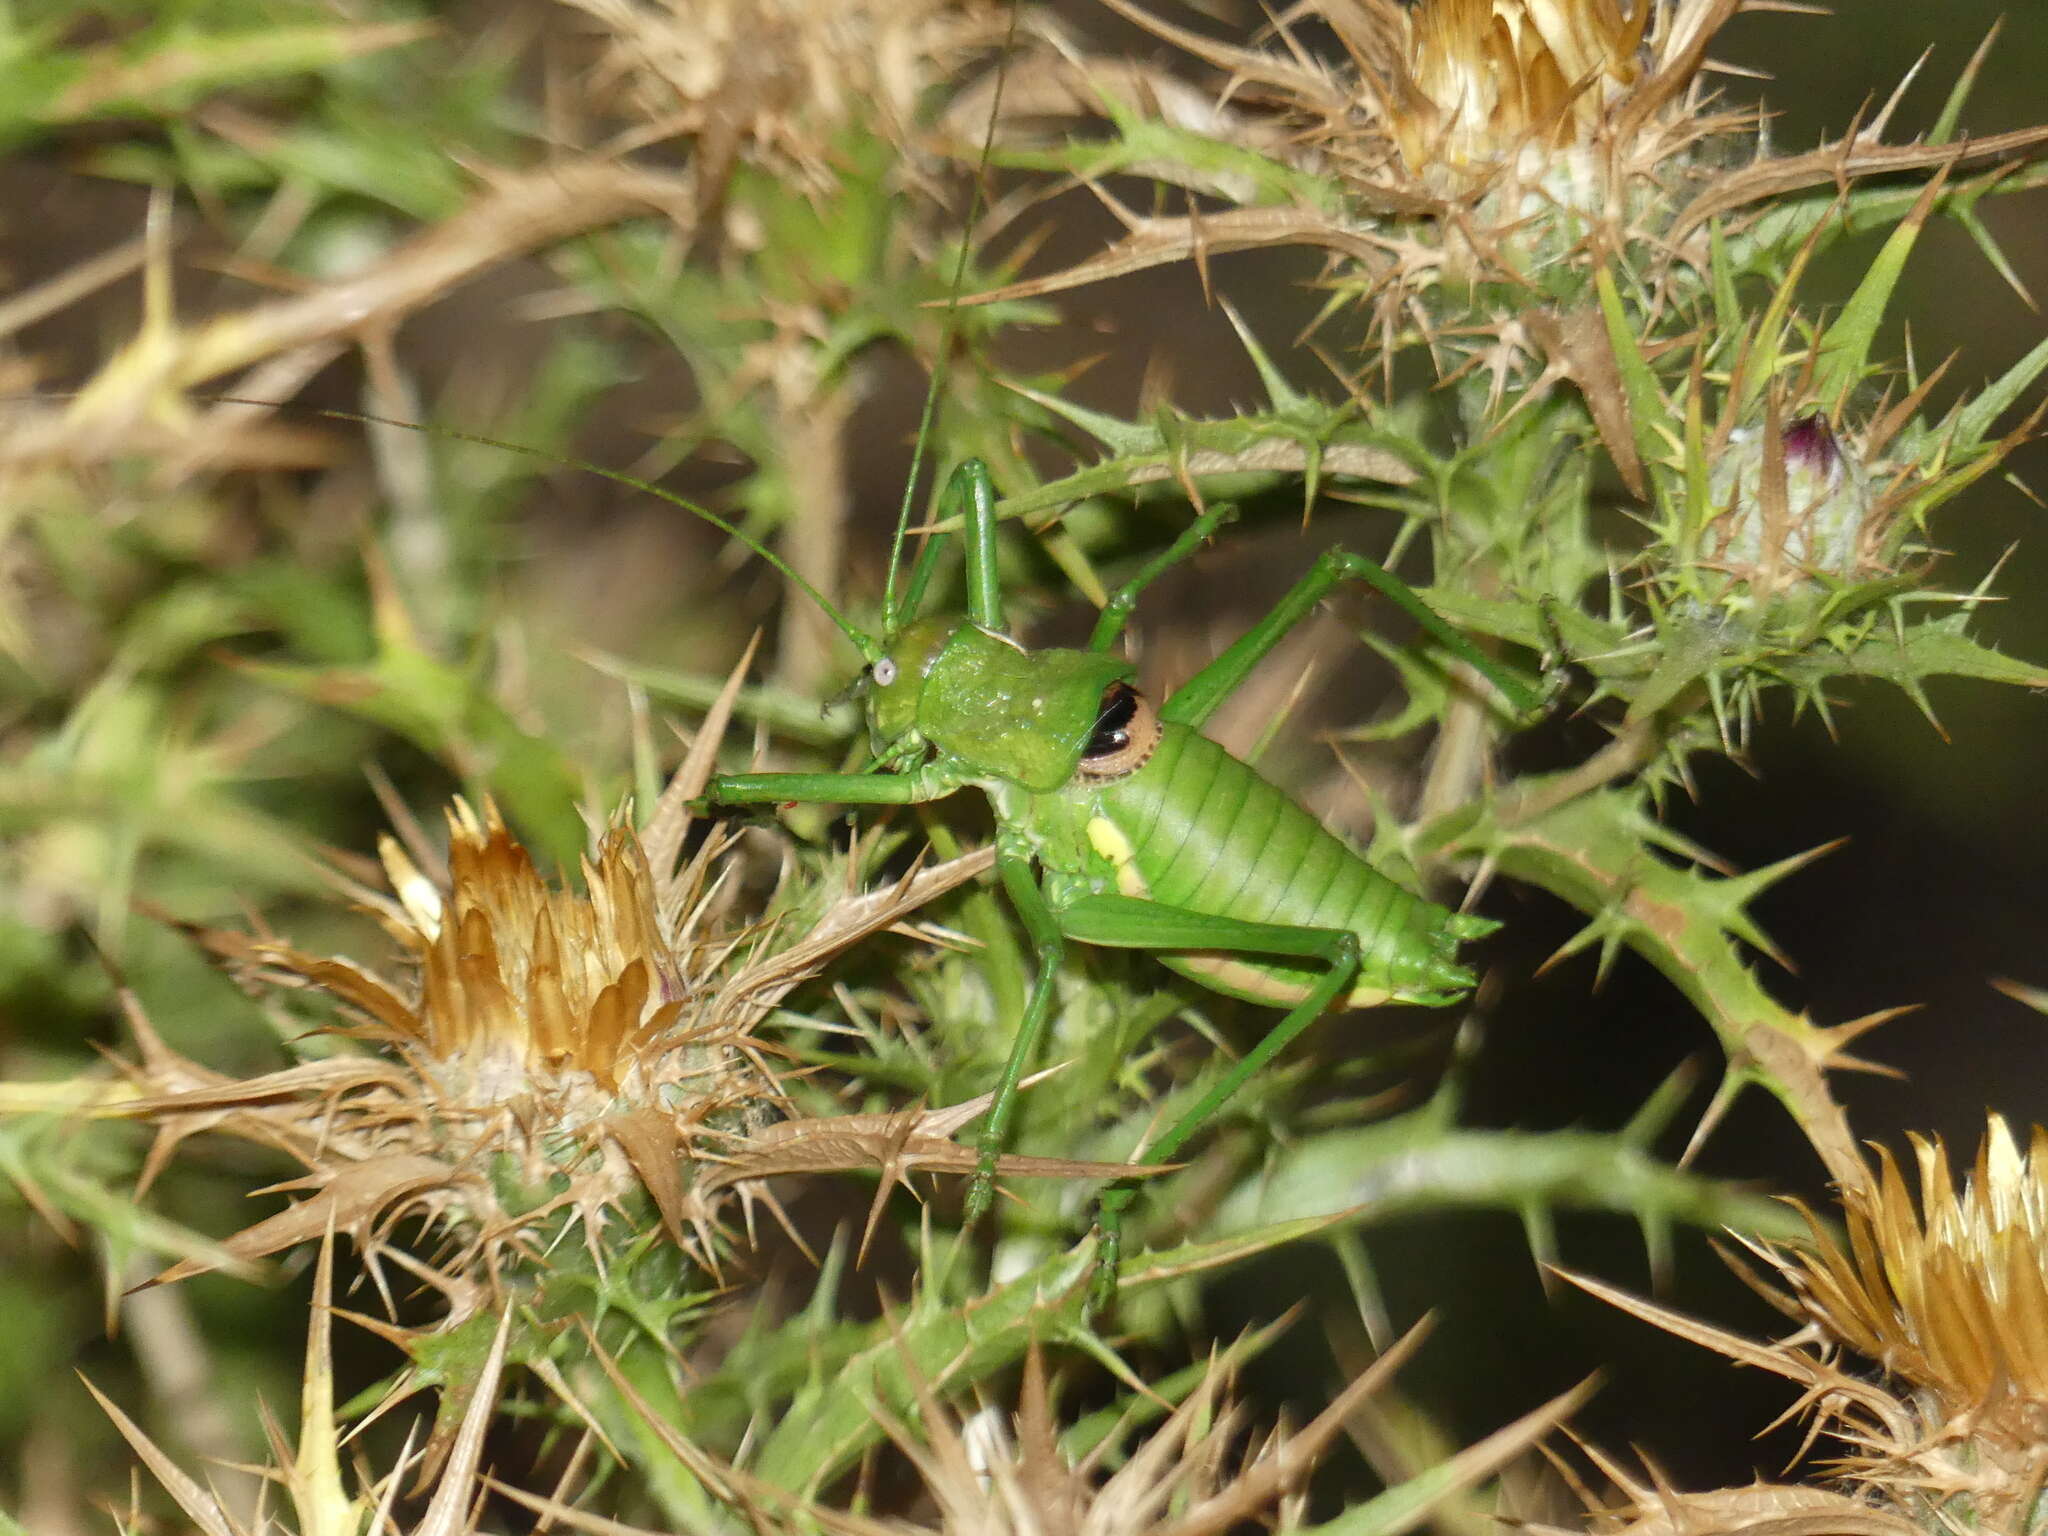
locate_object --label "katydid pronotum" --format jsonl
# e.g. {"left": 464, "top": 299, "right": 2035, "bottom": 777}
{"left": 702, "top": 458, "right": 1536, "bottom": 1298}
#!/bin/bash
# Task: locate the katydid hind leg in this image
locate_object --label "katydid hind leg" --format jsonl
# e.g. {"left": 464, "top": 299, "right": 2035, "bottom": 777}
{"left": 1055, "top": 894, "right": 1362, "bottom": 1164}
{"left": 1053, "top": 893, "right": 1362, "bottom": 1305}
{"left": 1159, "top": 547, "right": 1536, "bottom": 729}
{"left": 889, "top": 459, "right": 1002, "bottom": 639}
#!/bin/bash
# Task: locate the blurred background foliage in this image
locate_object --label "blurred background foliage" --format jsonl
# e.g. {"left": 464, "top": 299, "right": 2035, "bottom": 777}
{"left": 0, "top": 0, "right": 2043, "bottom": 1529}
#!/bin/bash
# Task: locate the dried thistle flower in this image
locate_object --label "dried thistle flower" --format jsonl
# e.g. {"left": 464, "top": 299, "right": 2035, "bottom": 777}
{"left": 1567, "top": 1114, "right": 2048, "bottom": 1536}
{"left": 342, "top": 800, "right": 751, "bottom": 1105}
{"left": 103, "top": 725, "right": 999, "bottom": 1308}
{"left": 562, "top": 0, "right": 1008, "bottom": 192}
{"left": 1777, "top": 1116, "right": 2048, "bottom": 1437}
{"left": 979, "top": 1, "right": 2048, "bottom": 376}
{"left": 1286, "top": 0, "right": 1689, "bottom": 218}
{"left": 185, "top": 798, "right": 785, "bottom": 1265}
{"left": 978, "top": 0, "right": 1753, "bottom": 318}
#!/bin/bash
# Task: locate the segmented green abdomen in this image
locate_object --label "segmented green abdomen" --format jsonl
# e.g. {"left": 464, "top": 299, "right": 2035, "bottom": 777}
{"left": 1095, "top": 724, "right": 1484, "bottom": 1006}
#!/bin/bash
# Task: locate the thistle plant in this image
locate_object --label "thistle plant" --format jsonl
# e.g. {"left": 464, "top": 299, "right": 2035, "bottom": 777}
{"left": 0, "top": 0, "right": 2044, "bottom": 1532}
{"left": 1570, "top": 1114, "right": 2048, "bottom": 1536}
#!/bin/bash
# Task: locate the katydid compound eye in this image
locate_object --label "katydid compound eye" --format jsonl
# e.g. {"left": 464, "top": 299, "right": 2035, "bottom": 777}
{"left": 873, "top": 658, "right": 899, "bottom": 686}
{"left": 1078, "top": 682, "right": 1159, "bottom": 781}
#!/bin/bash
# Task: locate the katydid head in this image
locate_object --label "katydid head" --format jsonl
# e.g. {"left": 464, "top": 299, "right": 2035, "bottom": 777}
{"left": 865, "top": 616, "right": 1135, "bottom": 793}
{"left": 865, "top": 456, "right": 1031, "bottom": 766}
{"left": 864, "top": 615, "right": 961, "bottom": 759}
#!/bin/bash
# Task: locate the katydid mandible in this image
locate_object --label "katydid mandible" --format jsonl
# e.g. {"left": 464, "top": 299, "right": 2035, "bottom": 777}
{"left": 705, "top": 459, "right": 1528, "bottom": 1282}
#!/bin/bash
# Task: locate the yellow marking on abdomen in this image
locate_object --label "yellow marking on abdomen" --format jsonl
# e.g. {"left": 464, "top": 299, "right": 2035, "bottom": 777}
{"left": 1085, "top": 816, "right": 1151, "bottom": 899}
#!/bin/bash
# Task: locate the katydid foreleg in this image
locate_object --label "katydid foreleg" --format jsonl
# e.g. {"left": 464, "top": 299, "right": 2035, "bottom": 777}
{"left": 961, "top": 848, "right": 1069, "bottom": 1224}
{"left": 703, "top": 762, "right": 965, "bottom": 805}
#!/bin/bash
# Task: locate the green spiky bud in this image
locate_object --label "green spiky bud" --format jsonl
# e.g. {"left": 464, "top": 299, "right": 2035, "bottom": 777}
{"left": 1698, "top": 413, "right": 1875, "bottom": 614}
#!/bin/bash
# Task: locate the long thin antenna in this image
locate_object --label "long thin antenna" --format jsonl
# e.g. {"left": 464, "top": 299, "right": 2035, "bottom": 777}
{"left": 247, "top": 402, "right": 881, "bottom": 662}
{"left": 881, "top": 2, "right": 1024, "bottom": 640}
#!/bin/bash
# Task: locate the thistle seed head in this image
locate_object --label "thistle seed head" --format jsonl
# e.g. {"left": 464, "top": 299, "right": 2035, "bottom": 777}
{"left": 1738, "top": 1120, "right": 2048, "bottom": 1535}
{"left": 982, "top": 0, "right": 1771, "bottom": 354}
{"left": 353, "top": 800, "right": 747, "bottom": 1112}
{"left": 1279, "top": 0, "right": 1758, "bottom": 323}
{"left": 974, "top": 0, "right": 2048, "bottom": 417}
{"left": 1382, "top": 0, "right": 1656, "bottom": 182}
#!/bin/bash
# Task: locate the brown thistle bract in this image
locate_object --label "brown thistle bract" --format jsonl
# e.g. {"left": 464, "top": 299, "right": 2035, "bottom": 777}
{"left": 85, "top": 1237, "right": 512, "bottom": 1536}
{"left": 1567, "top": 1115, "right": 2048, "bottom": 1536}
{"left": 86, "top": 1298, "right": 1585, "bottom": 1536}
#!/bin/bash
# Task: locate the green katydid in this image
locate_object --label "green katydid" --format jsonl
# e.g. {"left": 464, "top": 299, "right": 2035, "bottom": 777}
{"left": 202, "top": 389, "right": 1529, "bottom": 1293}
{"left": 701, "top": 457, "right": 1537, "bottom": 1291}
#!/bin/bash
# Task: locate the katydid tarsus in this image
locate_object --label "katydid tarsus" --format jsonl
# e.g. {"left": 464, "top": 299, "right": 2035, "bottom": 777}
{"left": 702, "top": 458, "right": 1535, "bottom": 1296}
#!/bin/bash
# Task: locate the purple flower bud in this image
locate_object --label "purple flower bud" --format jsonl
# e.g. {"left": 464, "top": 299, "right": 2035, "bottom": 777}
{"left": 1783, "top": 414, "right": 1841, "bottom": 484}
{"left": 1701, "top": 411, "right": 1873, "bottom": 609}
